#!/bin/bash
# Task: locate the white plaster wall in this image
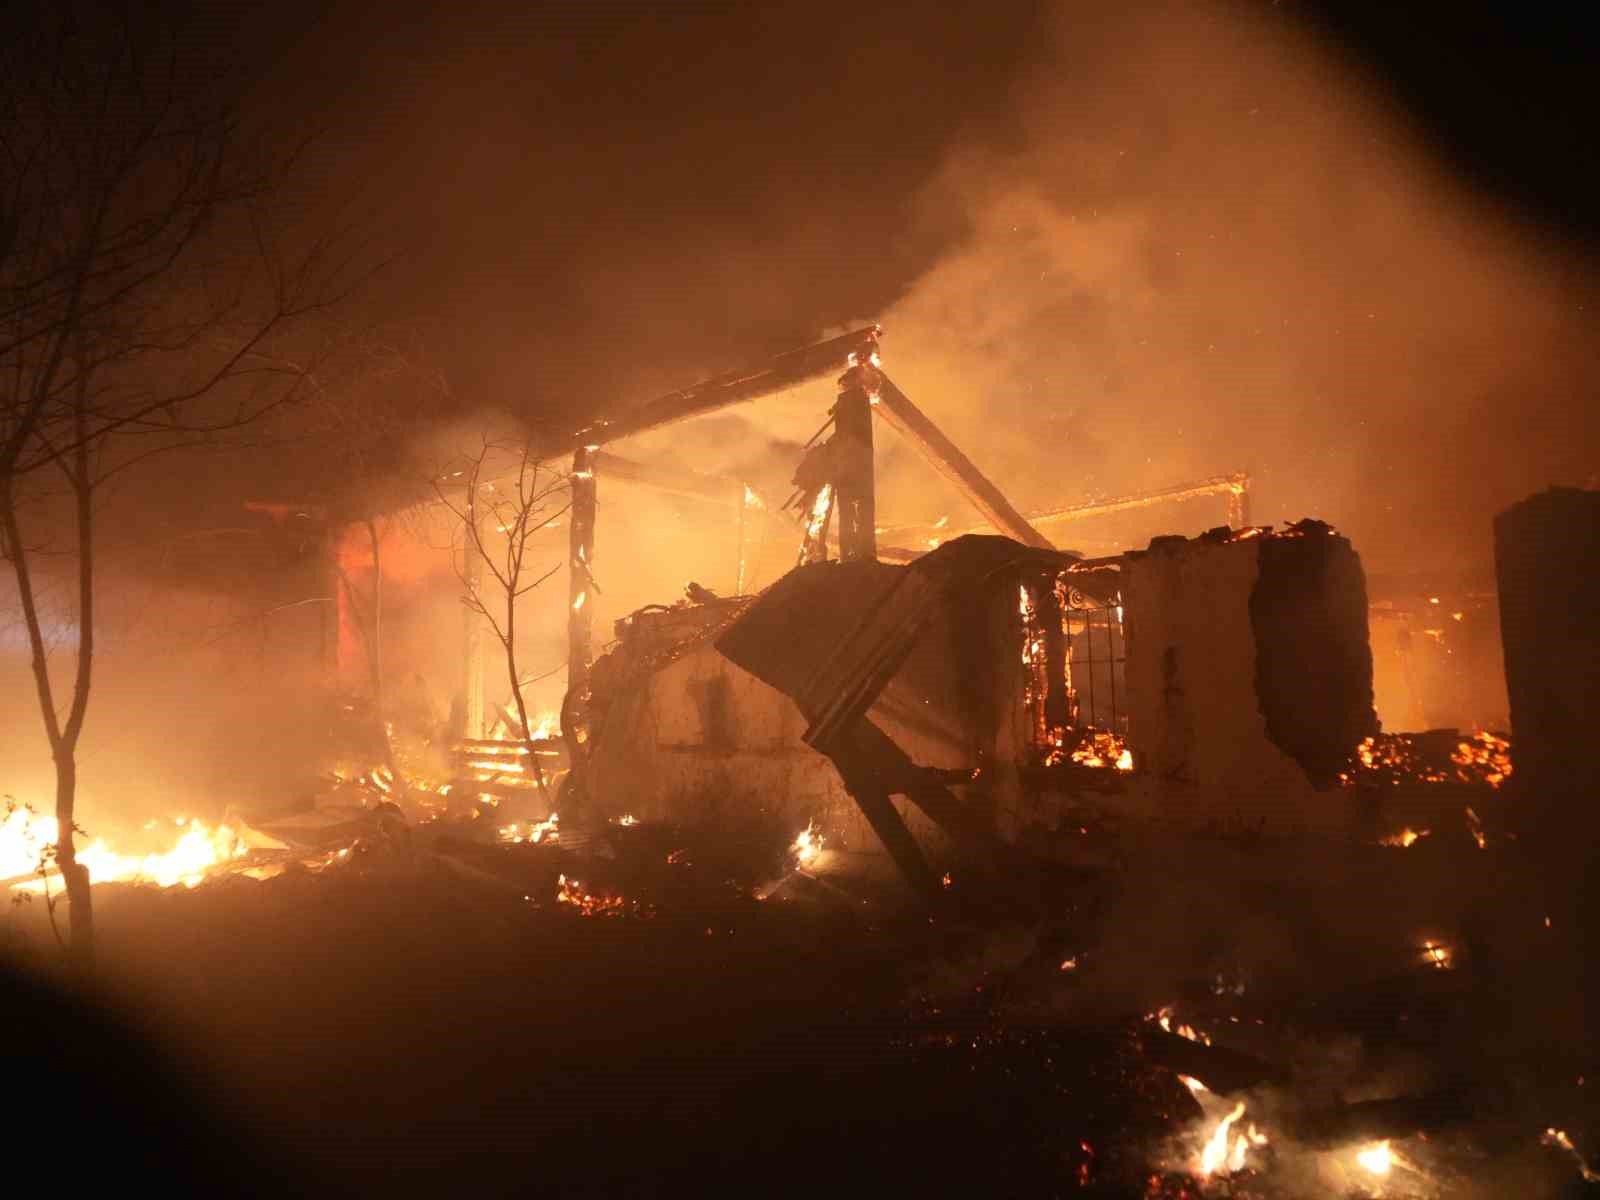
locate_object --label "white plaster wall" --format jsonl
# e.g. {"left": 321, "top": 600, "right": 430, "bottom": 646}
{"left": 1121, "top": 538, "right": 1340, "bottom": 832}
{"left": 588, "top": 641, "right": 949, "bottom": 856}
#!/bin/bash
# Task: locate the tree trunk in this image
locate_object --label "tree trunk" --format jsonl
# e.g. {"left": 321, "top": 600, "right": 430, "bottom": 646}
{"left": 0, "top": 457, "right": 96, "bottom": 968}
{"left": 54, "top": 751, "right": 94, "bottom": 965}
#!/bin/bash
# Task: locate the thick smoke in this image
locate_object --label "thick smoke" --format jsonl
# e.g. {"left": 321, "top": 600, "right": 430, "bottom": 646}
{"left": 875, "top": 4, "right": 1597, "bottom": 570}
{"left": 624, "top": 4, "right": 1597, "bottom": 572}
{"left": 5, "top": 4, "right": 1595, "bottom": 829}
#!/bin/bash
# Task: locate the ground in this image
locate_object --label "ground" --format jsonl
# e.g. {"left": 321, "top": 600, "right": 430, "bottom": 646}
{"left": 3, "top": 817, "right": 1597, "bottom": 1198}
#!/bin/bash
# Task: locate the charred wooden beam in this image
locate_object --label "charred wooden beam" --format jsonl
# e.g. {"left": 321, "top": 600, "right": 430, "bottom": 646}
{"left": 832, "top": 360, "right": 877, "bottom": 562}
{"left": 878, "top": 473, "right": 1254, "bottom": 548}
{"left": 1036, "top": 574, "right": 1073, "bottom": 729}
{"left": 561, "top": 448, "right": 597, "bottom": 788}
{"left": 827, "top": 756, "right": 942, "bottom": 899}
{"left": 838, "top": 719, "right": 1010, "bottom": 858}
{"left": 1032, "top": 473, "right": 1251, "bottom": 527}
{"left": 872, "top": 373, "right": 1053, "bottom": 550}
{"left": 570, "top": 326, "right": 882, "bottom": 452}
{"left": 461, "top": 529, "right": 485, "bottom": 739}
{"left": 1226, "top": 484, "right": 1251, "bottom": 529}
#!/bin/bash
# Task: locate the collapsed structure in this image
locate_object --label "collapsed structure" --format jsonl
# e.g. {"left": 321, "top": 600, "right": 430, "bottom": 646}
{"left": 387, "top": 323, "right": 1373, "bottom": 892}
{"left": 284, "top": 323, "right": 1559, "bottom": 895}
{"left": 585, "top": 520, "right": 1376, "bottom": 892}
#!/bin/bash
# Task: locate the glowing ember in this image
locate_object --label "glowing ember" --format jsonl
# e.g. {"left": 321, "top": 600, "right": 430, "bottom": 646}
{"left": 1068, "top": 730, "right": 1134, "bottom": 771}
{"left": 1150, "top": 1006, "right": 1212, "bottom": 1045}
{"left": 1452, "top": 730, "right": 1512, "bottom": 789}
{"left": 1178, "top": 1075, "right": 1208, "bottom": 1094}
{"left": 1542, "top": 1129, "right": 1600, "bottom": 1182}
{"left": 556, "top": 873, "right": 626, "bottom": 917}
{"left": 1420, "top": 939, "right": 1453, "bottom": 970}
{"left": 499, "top": 813, "right": 559, "bottom": 844}
{"left": 1060, "top": 957, "right": 1078, "bottom": 971}
{"left": 612, "top": 813, "right": 639, "bottom": 827}
{"left": 792, "top": 820, "right": 823, "bottom": 867}
{"left": 1378, "top": 827, "right": 1430, "bottom": 847}
{"left": 572, "top": 591, "right": 587, "bottom": 611}
{"left": 3, "top": 805, "right": 246, "bottom": 891}
{"left": 1464, "top": 806, "right": 1488, "bottom": 849}
{"left": 1357, "top": 1140, "right": 1393, "bottom": 1176}
{"left": 1343, "top": 730, "right": 1513, "bottom": 790}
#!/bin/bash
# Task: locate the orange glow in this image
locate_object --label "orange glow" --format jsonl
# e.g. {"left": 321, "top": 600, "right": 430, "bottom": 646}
{"left": 1452, "top": 731, "right": 1512, "bottom": 789}
{"left": 792, "top": 820, "right": 823, "bottom": 867}
{"left": 556, "top": 873, "right": 626, "bottom": 916}
{"left": 1464, "top": 806, "right": 1488, "bottom": 849}
{"left": 1357, "top": 1140, "right": 1393, "bottom": 1176}
{"left": 1068, "top": 730, "right": 1134, "bottom": 771}
{"left": 1149, "top": 1006, "right": 1211, "bottom": 1046}
{"left": 1196, "top": 1100, "right": 1267, "bottom": 1178}
{"left": 499, "top": 813, "right": 559, "bottom": 844}
{"left": 3, "top": 806, "right": 246, "bottom": 891}
{"left": 1378, "top": 827, "right": 1430, "bottom": 847}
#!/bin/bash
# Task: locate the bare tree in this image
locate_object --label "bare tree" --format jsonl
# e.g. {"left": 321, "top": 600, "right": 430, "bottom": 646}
{"left": 435, "top": 440, "right": 569, "bottom": 794}
{"left": 0, "top": 8, "right": 355, "bottom": 962}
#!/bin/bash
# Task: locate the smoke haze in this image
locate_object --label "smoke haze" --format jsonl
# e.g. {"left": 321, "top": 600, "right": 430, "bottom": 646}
{"left": 4, "top": 1, "right": 1595, "bottom": 823}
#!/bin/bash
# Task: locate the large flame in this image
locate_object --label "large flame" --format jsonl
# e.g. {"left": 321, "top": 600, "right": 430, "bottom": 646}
{"left": 792, "top": 820, "right": 823, "bottom": 868}
{"left": 1357, "top": 1140, "right": 1393, "bottom": 1176}
{"left": 2, "top": 806, "right": 245, "bottom": 891}
{"left": 1195, "top": 1099, "right": 1267, "bottom": 1178}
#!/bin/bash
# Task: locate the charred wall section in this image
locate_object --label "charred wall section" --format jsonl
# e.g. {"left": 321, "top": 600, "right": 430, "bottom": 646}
{"left": 1121, "top": 525, "right": 1374, "bottom": 827}
{"left": 1250, "top": 523, "right": 1377, "bottom": 786}
{"left": 1494, "top": 487, "right": 1600, "bottom": 824}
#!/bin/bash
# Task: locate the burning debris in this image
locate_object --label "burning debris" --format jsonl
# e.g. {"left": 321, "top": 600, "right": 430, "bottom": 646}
{"left": 555, "top": 873, "right": 635, "bottom": 917}
{"left": 499, "top": 814, "right": 560, "bottom": 844}
{"left": 1341, "top": 730, "right": 1512, "bottom": 789}
{"left": 1541, "top": 1128, "right": 1600, "bottom": 1184}
{"left": 2, "top": 804, "right": 250, "bottom": 893}
{"left": 791, "top": 820, "right": 824, "bottom": 869}
{"left": 1378, "top": 827, "right": 1431, "bottom": 848}
{"left": 1195, "top": 1098, "right": 1269, "bottom": 1180}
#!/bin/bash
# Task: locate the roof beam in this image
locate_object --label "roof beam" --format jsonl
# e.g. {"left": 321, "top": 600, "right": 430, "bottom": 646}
{"left": 872, "top": 374, "right": 1053, "bottom": 550}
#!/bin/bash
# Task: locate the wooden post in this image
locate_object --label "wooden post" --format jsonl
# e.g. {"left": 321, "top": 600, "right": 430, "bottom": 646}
{"left": 563, "top": 447, "right": 598, "bottom": 769}
{"left": 833, "top": 359, "right": 877, "bottom": 562}
{"left": 1227, "top": 483, "right": 1251, "bottom": 529}
{"left": 462, "top": 523, "right": 485, "bottom": 739}
{"left": 736, "top": 485, "right": 750, "bottom": 595}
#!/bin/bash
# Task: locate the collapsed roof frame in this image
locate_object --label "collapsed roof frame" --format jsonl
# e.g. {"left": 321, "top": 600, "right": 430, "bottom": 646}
{"left": 548, "top": 324, "right": 1053, "bottom": 802}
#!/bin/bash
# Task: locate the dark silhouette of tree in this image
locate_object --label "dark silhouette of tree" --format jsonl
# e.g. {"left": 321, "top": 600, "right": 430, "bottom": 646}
{"left": 0, "top": 5, "right": 357, "bottom": 963}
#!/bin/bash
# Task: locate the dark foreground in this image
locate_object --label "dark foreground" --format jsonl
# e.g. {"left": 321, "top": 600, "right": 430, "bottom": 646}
{"left": 4, "top": 822, "right": 1598, "bottom": 1198}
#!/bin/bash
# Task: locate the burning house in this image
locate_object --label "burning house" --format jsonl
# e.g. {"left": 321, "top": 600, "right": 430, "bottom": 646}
{"left": 583, "top": 517, "right": 1376, "bottom": 889}
{"left": 296, "top": 323, "right": 1392, "bottom": 896}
